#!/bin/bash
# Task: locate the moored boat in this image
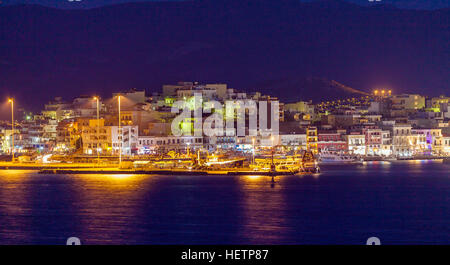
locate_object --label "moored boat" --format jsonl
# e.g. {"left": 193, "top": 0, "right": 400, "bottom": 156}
{"left": 318, "top": 150, "right": 362, "bottom": 165}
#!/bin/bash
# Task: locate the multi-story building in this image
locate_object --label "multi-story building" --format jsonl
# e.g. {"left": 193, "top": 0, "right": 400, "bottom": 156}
{"left": 234, "top": 136, "right": 254, "bottom": 151}
{"left": 81, "top": 119, "right": 112, "bottom": 155}
{"left": 21, "top": 121, "right": 47, "bottom": 151}
{"left": 137, "top": 135, "right": 203, "bottom": 154}
{"left": 1, "top": 129, "right": 13, "bottom": 154}
{"left": 429, "top": 96, "right": 450, "bottom": 108}
{"left": 163, "top": 82, "right": 228, "bottom": 101}
{"left": 111, "top": 125, "right": 139, "bottom": 156}
{"left": 0, "top": 130, "right": 4, "bottom": 154}
{"left": 119, "top": 108, "right": 163, "bottom": 134}
{"left": 213, "top": 135, "right": 237, "bottom": 151}
{"left": 42, "top": 97, "right": 74, "bottom": 121}
{"left": 317, "top": 131, "right": 347, "bottom": 152}
{"left": 363, "top": 127, "right": 383, "bottom": 156}
{"left": 280, "top": 134, "right": 307, "bottom": 150}
{"left": 380, "top": 130, "right": 392, "bottom": 156}
{"left": 285, "top": 101, "right": 315, "bottom": 115}
{"left": 345, "top": 133, "right": 365, "bottom": 155}
{"left": 391, "top": 94, "right": 425, "bottom": 110}
{"left": 411, "top": 128, "right": 443, "bottom": 155}
{"left": 443, "top": 134, "right": 450, "bottom": 155}
{"left": 55, "top": 119, "right": 75, "bottom": 153}
{"left": 42, "top": 119, "right": 58, "bottom": 147}
{"left": 391, "top": 124, "right": 414, "bottom": 157}
{"left": 306, "top": 127, "right": 318, "bottom": 154}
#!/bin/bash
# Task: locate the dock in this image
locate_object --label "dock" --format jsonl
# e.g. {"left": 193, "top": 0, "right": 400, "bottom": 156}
{"left": 38, "top": 168, "right": 300, "bottom": 176}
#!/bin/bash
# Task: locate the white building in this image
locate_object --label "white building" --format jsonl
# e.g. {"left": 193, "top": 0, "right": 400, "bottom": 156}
{"left": 137, "top": 135, "right": 203, "bottom": 154}
{"left": 111, "top": 125, "right": 139, "bottom": 155}
{"left": 381, "top": 130, "right": 392, "bottom": 157}
{"left": 443, "top": 135, "right": 450, "bottom": 155}
{"left": 392, "top": 124, "right": 414, "bottom": 157}
{"left": 345, "top": 134, "right": 365, "bottom": 155}
{"left": 280, "top": 134, "right": 307, "bottom": 150}
{"left": 411, "top": 128, "right": 443, "bottom": 155}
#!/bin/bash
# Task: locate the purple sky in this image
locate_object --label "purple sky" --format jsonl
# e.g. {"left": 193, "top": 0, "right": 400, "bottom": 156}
{"left": 1, "top": 0, "right": 449, "bottom": 10}
{"left": 0, "top": 0, "right": 448, "bottom": 115}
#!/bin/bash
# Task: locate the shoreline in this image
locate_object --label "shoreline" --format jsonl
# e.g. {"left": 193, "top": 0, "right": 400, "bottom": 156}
{"left": 37, "top": 168, "right": 300, "bottom": 176}
{"left": 0, "top": 163, "right": 301, "bottom": 176}
{"left": 0, "top": 157, "right": 447, "bottom": 174}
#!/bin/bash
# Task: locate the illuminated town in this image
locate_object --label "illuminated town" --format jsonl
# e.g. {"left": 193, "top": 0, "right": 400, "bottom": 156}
{"left": 0, "top": 0, "right": 448, "bottom": 248}
{"left": 1, "top": 82, "right": 449, "bottom": 175}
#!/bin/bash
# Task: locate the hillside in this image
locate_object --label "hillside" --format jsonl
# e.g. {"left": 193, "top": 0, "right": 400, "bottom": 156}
{"left": 252, "top": 77, "right": 369, "bottom": 103}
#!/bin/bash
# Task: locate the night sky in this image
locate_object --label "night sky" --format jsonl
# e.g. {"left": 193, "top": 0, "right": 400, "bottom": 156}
{"left": 1, "top": 0, "right": 449, "bottom": 10}
{"left": 0, "top": 0, "right": 448, "bottom": 117}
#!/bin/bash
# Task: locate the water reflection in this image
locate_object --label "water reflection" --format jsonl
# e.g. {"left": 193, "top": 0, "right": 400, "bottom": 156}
{"left": 0, "top": 163, "right": 449, "bottom": 244}
{"left": 0, "top": 170, "right": 32, "bottom": 244}
{"left": 237, "top": 175, "right": 289, "bottom": 244}
{"left": 72, "top": 174, "right": 151, "bottom": 244}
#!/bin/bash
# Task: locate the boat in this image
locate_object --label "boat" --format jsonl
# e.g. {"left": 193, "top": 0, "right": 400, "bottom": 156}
{"left": 318, "top": 150, "right": 363, "bottom": 165}
{"left": 363, "top": 156, "right": 397, "bottom": 162}
{"left": 252, "top": 150, "right": 320, "bottom": 173}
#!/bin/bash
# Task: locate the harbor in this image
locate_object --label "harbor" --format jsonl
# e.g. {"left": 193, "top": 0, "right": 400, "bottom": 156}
{"left": 1, "top": 151, "right": 447, "bottom": 176}
{"left": 0, "top": 144, "right": 315, "bottom": 173}
{"left": 5, "top": 149, "right": 320, "bottom": 176}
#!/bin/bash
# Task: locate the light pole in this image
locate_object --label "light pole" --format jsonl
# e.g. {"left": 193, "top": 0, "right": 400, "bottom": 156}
{"left": 118, "top": 95, "right": 122, "bottom": 167}
{"left": 252, "top": 137, "right": 255, "bottom": 165}
{"left": 187, "top": 142, "right": 190, "bottom": 157}
{"left": 93, "top": 96, "right": 100, "bottom": 166}
{"left": 271, "top": 135, "right": 275, "bottom": 169}
{"left": 8, "top": 98, "right": 14, "bottom": 162}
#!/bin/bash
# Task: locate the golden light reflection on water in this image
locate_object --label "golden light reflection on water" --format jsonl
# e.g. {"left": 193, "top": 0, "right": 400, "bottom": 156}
{"left": 96, "top": 174, "right": 137, "bottom": 181}
{"left": 0, "top": 170, "right": 33, "bottom": 243}
{"left": 76, "top": 174, "right": 143, "bottom": 187}
{"left": 245, "top": 175, "right": 262, "bottom": 180}
{"left": 238, "top": 175, "right": 289, "bottom": 244}
{"left": 71, "top": 173, "right": 153, "bottom": 244}
{"left": 0, "top": 170, "right": 36, "bottom": 180}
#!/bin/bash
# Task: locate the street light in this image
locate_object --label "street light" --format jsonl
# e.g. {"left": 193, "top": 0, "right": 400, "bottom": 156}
{"left": 8, "top": 98, "right": 14, "bottom": 162}
{"left": 270, "top": 135, "right": 275, "bottom": 172}
{"left": 187, "top": 142, "right": 190, "bottom": 156}
{"left": 252, "top": 137, "right": 255, "bottom": 165}
{"left": 93, "top": 96, "right": 100, "bottom": 166}
{"left": 117, "top": 95, "right": 122, "bottom": 167}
